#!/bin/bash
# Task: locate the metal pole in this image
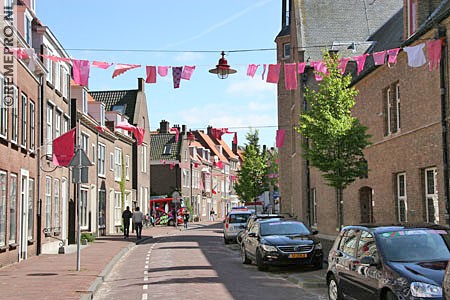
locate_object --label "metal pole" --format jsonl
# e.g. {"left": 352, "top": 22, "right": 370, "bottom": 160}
{"left": 76, "top": 121, "right": 81, "bottom": 271}
{"left": 190, "top": 160, "right": 193, "bottom": 222}
{"left": 96, "top": 130, "right": 99, "bottom": 237}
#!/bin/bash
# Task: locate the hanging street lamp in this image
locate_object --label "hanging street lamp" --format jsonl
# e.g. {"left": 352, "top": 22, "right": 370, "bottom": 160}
{"left": 209, "top": 51, "right": 237, "bottom": 79}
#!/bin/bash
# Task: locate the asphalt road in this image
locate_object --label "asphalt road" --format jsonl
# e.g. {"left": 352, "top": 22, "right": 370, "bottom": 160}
{"left": 93, "top": 222, "right": 328, "bottom": 300}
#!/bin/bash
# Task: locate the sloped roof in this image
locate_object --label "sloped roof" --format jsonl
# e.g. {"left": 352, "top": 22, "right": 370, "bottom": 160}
{"left": 150, "top": 132, "right": 180, "bottom": 161}
{"left": 197, "top": 131, "right": 228, "bottom": 163}
{"left": 89, "top": 90, "right": 138, "bottom": 123}
{"left": 295, "top": 0, "right": 403, "bottom": 61}
{"left": 216, "top": 138, "right": 238, "bottom": 161}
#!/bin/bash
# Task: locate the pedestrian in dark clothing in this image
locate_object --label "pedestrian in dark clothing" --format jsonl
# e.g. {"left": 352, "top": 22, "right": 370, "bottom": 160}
{"left": 171, "top": 208, "right": 177, "bottom": 227}
{"left": 122, "top": 206, "right": 132, "bottom": 239}
{"left": 132, "top": 206, "right": 144, "bottom": 239}
{"left": 183, "top": 211, "right": 190, "bottom": 229}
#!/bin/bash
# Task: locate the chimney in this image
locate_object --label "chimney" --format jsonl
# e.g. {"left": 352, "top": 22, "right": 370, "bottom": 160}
{"left": 207, "top": 125, "right": 213, "bottom": 136}
{"left": 404, "top": 0, "right": 443, "bottom": 38}
{"left": 181, "top": 125, "right": 186, "bottom": 134}
{"left": 138, "top": 78, "right": 145, "bottom": 92}
{"left": 160, "top": 120, "right": 169, "bottom": 133}
{"left": 232, "top": 137, "right": 238, "bottom": 154}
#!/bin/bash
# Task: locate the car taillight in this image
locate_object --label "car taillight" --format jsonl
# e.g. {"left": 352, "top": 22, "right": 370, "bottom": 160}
{"left": 225, "top": 218, "right": 229, "bottom": 229}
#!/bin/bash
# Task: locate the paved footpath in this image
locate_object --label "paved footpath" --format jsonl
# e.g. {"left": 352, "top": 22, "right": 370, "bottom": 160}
{"left": 0, "top": 223, "right": 181, "bottom": 300}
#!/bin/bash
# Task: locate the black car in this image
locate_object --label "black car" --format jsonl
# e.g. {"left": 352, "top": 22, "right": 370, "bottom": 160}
{"left": 327, "top": 224, "right": 450, "bottom": 300}
{"left": 237, "top": 214, "right": 285, "bottom": 245}
{"left": 240, "top": 219, "right": 323, "bottom": 271}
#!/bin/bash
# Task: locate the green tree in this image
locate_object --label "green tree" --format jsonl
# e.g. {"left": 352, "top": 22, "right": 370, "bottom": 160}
{"left": 235, "top": 130, "right": 266, "bottom": 203}
{"left": 297, "top": 52, "right": 371, "bottom": 228}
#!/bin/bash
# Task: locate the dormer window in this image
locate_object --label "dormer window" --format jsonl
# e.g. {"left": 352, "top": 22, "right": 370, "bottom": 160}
{"left": 163, "top": 144, "right": 172, "bottom": 155}
{"left": 407, "top": 0, "right": 416, "bottom": 36}
{"left": 283, "top": 42, "right": 291, "bottom": 58}
{"left": 82, "top": 89, "right": 87, "bottom": 113}
{"left": 24, "top": 11, "right": 32, "bottom": 45}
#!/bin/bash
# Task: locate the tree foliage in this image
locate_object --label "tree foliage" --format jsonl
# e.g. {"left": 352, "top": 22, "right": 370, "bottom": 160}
{"left": 297, "top": 52, "right": 371, "bottom": 190}
{"left": 235, "top": 130, "right": 267, "bottom": 203}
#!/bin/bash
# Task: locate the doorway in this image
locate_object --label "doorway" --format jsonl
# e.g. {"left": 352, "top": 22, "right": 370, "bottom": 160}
{"left": 19, "top": 169, "right": 29, "bottom": 261}
{"left": 359, "top": 186, "right": 373, "bottom": 223}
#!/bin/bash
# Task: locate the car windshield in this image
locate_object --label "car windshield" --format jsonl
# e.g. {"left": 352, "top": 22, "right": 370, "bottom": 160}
{"left": 229, "top": 214, "right": 250, "bottom": 224}
{"left": 260, "top": 221, "right": 310, "bottom": 236}
{"left": 377, "top": 229, "right": 450, "bottom": 262}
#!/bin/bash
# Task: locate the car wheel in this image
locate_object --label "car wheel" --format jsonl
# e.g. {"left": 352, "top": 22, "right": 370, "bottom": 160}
{"left": 224, "top": 237, "right": 230, "bottom": 244}
{"left": 313, "top": 259, "right": 323, "bottom": 270}
{"left": 384, "top": 290, "right": 398, "bottom": 300}
{"left": 328, "top": 275, "right": 343, "bottom": 300}
{"left": 241, "top": 246, "right": 251, "bottom": 264}
{"left": 167, "top": 219, "right": 174, "bottom": 226}
{"left": 256, "top": 250, "right": 268, "bottom": 271}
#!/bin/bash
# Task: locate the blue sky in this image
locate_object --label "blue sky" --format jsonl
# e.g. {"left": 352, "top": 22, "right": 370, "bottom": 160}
{"left": 37, "top": 0, "right": 280, "bottom": 147}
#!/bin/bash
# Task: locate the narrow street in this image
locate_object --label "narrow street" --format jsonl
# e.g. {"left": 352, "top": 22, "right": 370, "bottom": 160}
{"left": 93, "top": 223, "right": 327, "bottom": 300}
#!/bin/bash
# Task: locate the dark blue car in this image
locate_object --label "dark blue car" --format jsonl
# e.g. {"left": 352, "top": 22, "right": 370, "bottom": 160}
{"left": 327, "top": 224, "right": 450, "bottom": 300}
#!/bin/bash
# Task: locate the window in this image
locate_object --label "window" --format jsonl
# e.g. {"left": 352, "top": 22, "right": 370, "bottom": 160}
{"left": 82, "top": 89, "right": 87, "bottom": 114}
{"left": 141, "top": 145, "right": 147, "bottom": 173}
{"left": 125, "top": 154, "right": 130, "bottom": 180}
{"left": 394, "top": 84, "right": 400, "bottom": 132}
{"left": 61, "top": 67, "right": 68, "bottom": 98}
{"left": 28, "top": 178, "right": 34, "bottom": 240}
{"left": 24, "top": 12, "right": 32, "bottom": 45}
{"left": 0, "top": 75, "right": 6, "bottom": 138}
{"left": 110, "top": 152, "right": 114, "bottom": 171}
{"left": 81, "top": 133, "right": 89, "bottom": 154}
{"left": 80, "top": 189, "right": 88, "bottom": 228}
{"left": 407, "top": 0, "right": 417, "bottom": 36}
{"left": 384, "top": 88, "right": 391, "bottom": 136}
{"left": 311, "top": 188, "right": 318, "bottom": 226}
{"left": 29, "top": 101, "right": 35, "bottom": 151}
{"left": 163, "top": 144, "right": 172, "bottom": 155}
{"left": 46, "top": 102, "right": 53, "bottom": 155}
{"left": 8, "top": 174, "right": 16, "bottom": 244}
{"left": 114, "top": 148, "right": 122, "bottom": 181}
{"left": 283, "top": 42, "right": 291, "bottom": 58}
{"left": 54, "top": 62, "right": 60, "bottom": 91}
{"left": 100, "top": 104, "right": 105, "bottom": 126}
{"left": 339, "top": 229, "right": 359, "bottom": 256}
{"left": 63, "top": 116, "right": 69, "bottom": 133}
{"left": 45, "top": 176, "right": 51, "bottom": 229}
{"left": 98, "top": 143, "right": 106, "bottom": 176}
{"left": 425, "top": 167, "right": 439, "bottom": 223}
{"left": 20, "top": 93, "right": 27, "bottom": 147}
{"left": 55, "top": 110, "right": 61, "bottom": 138}
{"left": 183, "top": 169, "right": 189, "bottom": 187}
{"left": 356, "top": 231, "right": 378, "bottom": 260}
{"left": 11, "top": 86, "right": 18, "bottom": 143}
{"left": 397, "top": 173, "right": 407, "bottom": 222}
{"left": 0, "top": 171, "right": 5, "bottom": 246}
{"left": 53, "top": 179, "right": 60, "bottom": 230}
{"left": 114, "top": 192, "right": 121, "bottom": 226}
{"left": 91, "top": 143, "right": 95, "bottom": 164}
{"left": 45, "top": 49, "right": 53, "bottom": 83}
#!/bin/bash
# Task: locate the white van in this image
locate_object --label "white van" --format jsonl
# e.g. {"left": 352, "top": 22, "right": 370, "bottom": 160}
{"left": 223, "top": 210, "right": 252, "bottom": 244}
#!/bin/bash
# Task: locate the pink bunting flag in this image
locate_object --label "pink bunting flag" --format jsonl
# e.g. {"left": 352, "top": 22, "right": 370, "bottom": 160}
{"left": 181, "top": 65, "right": 196, "bottom": 80}
{"left": 262, "top": 64, "right": 267, "bottom": 80}
{"left": 145, "top": 66, "right": 157, "bottom": 84}
{"left": 92, "top": 61, "right": 113, "bottom": 69}
{"left": 116, "top": 120, "right": 135, "bottom": 131}
{"left": 284, "top": 63, "right": 297, "bottom": 90}
{"left": 266, "top": 63, "right": 281, "bottom": 84}
{"left": 170, "top": 163, "right": 175, "bottom": 170}
{"left": 427, "top": 39, "right": 442, "bottom": 71}
{"left": 246, "top": 64, "right": 259, "bottom": 77}
{"left": 112, "top": 64, "right": 141, "bottom": 79}
{"left": 298, "top": 62, "right": 306, "bottom": 74}
{"left": 372, "top": 51, "right": 387, "bottom": 66}
{"left": 41, "top": 54, "right": 72, "bottom": 64}
{"left": 169, "top": 127, "right": 180, "bottom": 142}
{"left": 158, "top": 66, "right": 169, "bottom": 77}
{"left": 172, "top": 66, "right": 183, "bottom": 88}
{"left": 133, "top": 127, "right": 145, "bottom": 146}
{"left": 387, "top": 48, "right": 400, "bottom": 65}
{"left": 72, "top": 59, "right": 90, "bottom": 86}
{"left": 338, "top": 58, "right": 350, "bottom": 74}
{"left": 276, "top": 129, "right": 286, "bottom": 148}
{"left": 10, "top": 48, "right": 29, "bottom": 59}
{"left": 353, "top": 54, "right": 369, "bottom": 75}
{"left": 310, "top": 61, "right": 328, "bottom": 81}
{"left": 52, "top": 128, "right": 76, "bottom": 167}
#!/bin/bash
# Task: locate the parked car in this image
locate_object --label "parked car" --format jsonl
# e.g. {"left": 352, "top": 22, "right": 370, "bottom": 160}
{"left": 444, "top": 260, "right": 450, "bottom": 300}
{"left": 237, "top": 214, "right": 285, "bottom": 245}
{"left": 223, "top": 210, "right": 253, "bottom": 244}
{"left": 327, "top": 224, "right": 450, "bottom": 300}
{"left": 240, "top": 219, "right": 323, "bottom": 271}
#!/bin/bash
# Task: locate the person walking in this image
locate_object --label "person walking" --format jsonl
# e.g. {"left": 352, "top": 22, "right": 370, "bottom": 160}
{"left": 122, "top": 206, "right": 132, "bottom": 239}
{"left": 132, "top": 206, "right": 144, "bottom": 239}
{"left": 183, "top": 210, "right": 190, "bottom": 229}
{"left": 210, "top": 209, "right": 215, "bottom": 221}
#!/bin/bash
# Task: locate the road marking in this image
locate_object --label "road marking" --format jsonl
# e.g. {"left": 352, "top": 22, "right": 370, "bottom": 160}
{"left": 144, "top": 270, "right": 148, "bottom": 275}
{"left": 143, "top": 284, "right": 148, "bottom": 290}
{"left": 144, "top": 276, "right": 148, "bottom": 281}
{"left": 145, "top": 264, "right": 148, "bottom": 269}
{"left": 142, "top": 293, "right": 148, "bottom": 300}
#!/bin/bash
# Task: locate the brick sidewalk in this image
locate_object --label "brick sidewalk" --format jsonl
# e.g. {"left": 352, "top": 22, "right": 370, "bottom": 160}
{"left": 0, "top": 223, "right": 195, "bottom": 300}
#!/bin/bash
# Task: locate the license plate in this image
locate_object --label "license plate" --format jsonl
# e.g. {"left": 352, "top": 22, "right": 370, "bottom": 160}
{"left": 289, "top": 253, "right": 308, "bottom": 258}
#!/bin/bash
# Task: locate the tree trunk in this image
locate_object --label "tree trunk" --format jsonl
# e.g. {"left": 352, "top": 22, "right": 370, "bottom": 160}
{"left": 336, "top": 187, "right": 344, "bottom": 229}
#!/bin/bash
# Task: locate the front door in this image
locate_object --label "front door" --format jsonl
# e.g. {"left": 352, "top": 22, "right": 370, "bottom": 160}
{"left": 61, "top": 178, "right": 67, "bottom": 243}
{"left": 359, "top": 187, "right": 373, "bottom": 223}
{"left": 19, "top": 169, "right": 29, "bottom": 261}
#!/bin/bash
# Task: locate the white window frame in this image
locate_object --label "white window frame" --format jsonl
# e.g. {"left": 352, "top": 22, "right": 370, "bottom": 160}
{"left": 28, "top": 178, "right": 34, "bottom": 240}
{"left": 283, "top": 42, "right": 291, "bottom": 58}
{"left": 125, "top": 154, "right": 130, "bottom": 180}
{"left": 53, "top": 179, "right": 60, "bottom": 230}
{"left": 386, "top": 88, "right": 391, "bottom": 135}
{"left": 425, "top": 167, "right": 439, "bottom": 224}
{"left": 114, "top": 147, "right": 122, "bottom": 181}
{"left": 45, "top": 176, "right": 52, "bottom": 229}
{"left": 81, "top": 133, "right": 89, "bottom": 154}
{"left": 114, "top": 191, "right": 121, "bottom": 226}
{"left": 82, "top": 89, "right": 87, "bottom": 114}
{"left": 63, "top": 115, "right": 69, "bottom": 133}
{"left": 54, "top": 62, "right": 60, "bottom": 92}
{"left": 395, "top": 84, "right": 400, "bottom": 132}
{"left": 46, "top": 102, "right": 53, "bottom": 155}
{"left": 10, "top": 86, "right": 18, "bottom": 144}
{"left": 55, "top": 109, "right": 61, "bottom": 138}
{"left": 141, "top": 144, "right": 147, "bottom": 173}
{"left": 9, "top": 173, "right": 17, "bottom": 244}
{"left": 29, "top": 100, "right": 35, "bottom": 151}
{"left": 91, "top": 143, "right": 95, "bottom": 164}
{"left": 397, "top": 173, "right": 407, "bottom": 223}
{"left": 407, "top": 0, "right": 417, "bottom": 37}
{"left": 24, "top": 10, "right": 32, "bottom": 45}
{"left": 80, "top": 188, "right": 88, "bottom": 229}
{"left": 98, "top": 143, "right": 106, "bottom": 177}
{"left": 20, "top": 93, "right": 27, "bottom": 147}
{"left": 0, "top": 171, "right": 5, "bottom": 247}
{"left": 61, "top": 67, "right": 68, "bottom": 99}
{"left": 46, "top": 49, "right": 53, "bottom": 83}
{"left": 109, "top": 152, "right": 114, "bottom": 171}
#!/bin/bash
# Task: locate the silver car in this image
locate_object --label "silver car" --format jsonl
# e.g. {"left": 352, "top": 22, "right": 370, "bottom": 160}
{"left": 223, "top": 210, "right": 252, "bottom": 244}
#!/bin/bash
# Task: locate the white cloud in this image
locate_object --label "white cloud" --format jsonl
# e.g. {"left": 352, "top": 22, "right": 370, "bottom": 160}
{"left": 175, "top": 52, "right": 205, "bottom": 64}
{"left": 226, "top": 77, "right": 276, "bottom": 99}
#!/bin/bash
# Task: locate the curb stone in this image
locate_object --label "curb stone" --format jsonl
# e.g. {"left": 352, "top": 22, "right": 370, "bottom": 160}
{"left": 287, "top": 274, "right": 327, "bottom": 289}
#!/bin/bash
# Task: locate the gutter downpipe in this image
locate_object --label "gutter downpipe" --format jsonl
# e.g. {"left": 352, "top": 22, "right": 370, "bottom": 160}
{"left": 36, "top": 74, "right": 43, "bottom": 256}
{"left": 438, "top": 26, "right": 450, "bottom": 225}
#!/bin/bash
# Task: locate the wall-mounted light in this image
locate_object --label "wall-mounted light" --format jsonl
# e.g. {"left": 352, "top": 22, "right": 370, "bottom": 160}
{"left": 209, "top": 51, "right": 237, "bottom": 79}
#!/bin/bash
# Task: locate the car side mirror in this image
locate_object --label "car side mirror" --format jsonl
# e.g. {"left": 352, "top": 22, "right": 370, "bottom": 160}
{"left": 248, "top": 232, "right": 256, "bottom": 237}
{"left": 360, "top": 256, "right": 377, "bottom": 266}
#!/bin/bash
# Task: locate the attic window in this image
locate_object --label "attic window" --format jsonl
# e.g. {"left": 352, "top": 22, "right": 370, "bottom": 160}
{"left": 283, "top": 43, "right": 291, "bottom": 58}
{"left": 111, "top": 104, "right": 126, "bottom": 114}
{"left": 163, "top": 144, "right": 172, "bottom": 155}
